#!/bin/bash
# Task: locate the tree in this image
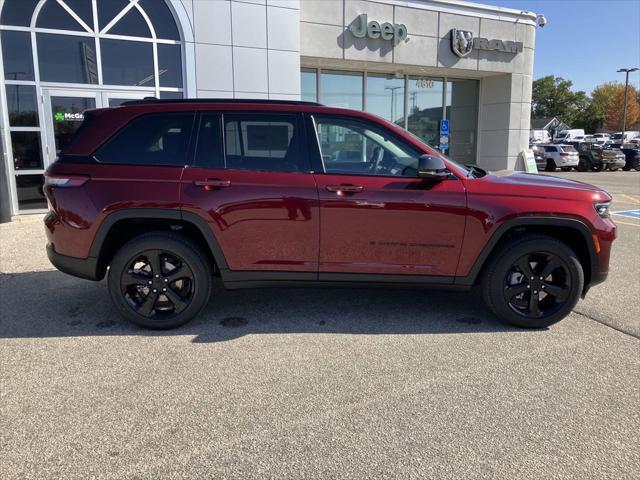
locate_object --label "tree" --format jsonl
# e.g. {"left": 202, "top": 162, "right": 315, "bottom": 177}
{"left": 531, "top": 76, "right": 589, "bottom": 127}
{"left": 604, "top": 84, "right": 640, "bottom": 131}
{"left": 587, "top": 82, "right": 622, "bottom": 131}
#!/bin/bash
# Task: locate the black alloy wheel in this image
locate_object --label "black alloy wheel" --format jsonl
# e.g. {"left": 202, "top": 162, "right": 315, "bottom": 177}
{"left": 482, "top": 235, "right": 583, "bottom": 328}
{"left": 121, "top": 250, "right": 194, "bottom": 318}
{"left": 503, "top": 252, "right": 571, "bottom": 320}
{"left": 108, "top": 232, "right": 212, "bottom": 329}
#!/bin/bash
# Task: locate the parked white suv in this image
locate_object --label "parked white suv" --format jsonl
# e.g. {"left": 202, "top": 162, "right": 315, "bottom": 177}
{"left": 539, "top": 144, "right": 580, "bottom": 171}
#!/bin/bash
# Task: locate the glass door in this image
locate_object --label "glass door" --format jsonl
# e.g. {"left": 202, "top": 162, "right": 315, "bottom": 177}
{"left": 42, "top": 89, "right": 100, "bottom": 166}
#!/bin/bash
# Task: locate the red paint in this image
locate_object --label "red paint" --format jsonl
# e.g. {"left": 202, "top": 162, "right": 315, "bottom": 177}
{"left": 45, "top": 101, "right": 615, "bottom": 288}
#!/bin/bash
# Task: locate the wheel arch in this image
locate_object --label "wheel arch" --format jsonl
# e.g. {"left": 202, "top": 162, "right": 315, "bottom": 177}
{"left": 90, "top": 209, "right": 228, "bottom": 280}
{"left": 456, "top": 217, "right": 598, "bottom": 291}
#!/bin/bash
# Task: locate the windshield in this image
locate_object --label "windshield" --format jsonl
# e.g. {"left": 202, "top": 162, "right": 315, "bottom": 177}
{"left": 611, "top": 134, "right": 623, "bottom": 140}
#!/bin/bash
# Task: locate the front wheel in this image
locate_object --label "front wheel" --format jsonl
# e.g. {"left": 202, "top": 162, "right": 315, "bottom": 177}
{"left": 591, "top": 163, "right": 604, "bottom": 172}
{"left": 576, "top": 157, "right": 591, "bottom": 172}
{"left": 108, "top": 232, "right": 213, "bottom": 329}
{"left": 482, "top": 236, "right": 584, "bottom": 328}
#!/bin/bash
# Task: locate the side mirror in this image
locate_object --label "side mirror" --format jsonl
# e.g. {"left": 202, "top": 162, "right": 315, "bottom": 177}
{"left": 417, "top": 154, "right": 449, "bottom": 180}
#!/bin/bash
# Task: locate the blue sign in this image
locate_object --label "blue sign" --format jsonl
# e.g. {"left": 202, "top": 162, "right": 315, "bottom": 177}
{"left": 612, "top": 210, "right": 640, "bottom": 219}
{"left": 440, "top": 119, "right": 449, "bottom": 135}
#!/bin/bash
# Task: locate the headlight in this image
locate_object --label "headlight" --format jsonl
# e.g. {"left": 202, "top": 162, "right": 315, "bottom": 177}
{"left": 594, "top": 201, "right": 610, "bottom": 218}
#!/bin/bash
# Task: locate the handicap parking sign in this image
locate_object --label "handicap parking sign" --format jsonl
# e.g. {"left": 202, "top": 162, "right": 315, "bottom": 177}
{"left": 440, "top": 119, "right": 449, "bottom": 135}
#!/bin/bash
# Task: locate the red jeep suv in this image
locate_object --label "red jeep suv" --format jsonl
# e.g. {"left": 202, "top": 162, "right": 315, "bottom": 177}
{"left": 44, "top": 99, "right": 616, "bottom": 329}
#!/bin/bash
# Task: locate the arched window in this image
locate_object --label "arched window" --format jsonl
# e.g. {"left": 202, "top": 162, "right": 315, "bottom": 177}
{"left": 0, "top": 0, "right": 183, "bottom": 93}
{"left": 0, "top": 0, "right": 185, "bottom": 211}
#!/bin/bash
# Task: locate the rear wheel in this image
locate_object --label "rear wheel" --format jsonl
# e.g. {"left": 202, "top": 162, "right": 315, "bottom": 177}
{"left": 591, "top": 163, "right": 604, "bottom": 172}
{"left": 108, "top": 232, "right": 213, "bottom": 329}
{"left": 482, "top": 236, "right": 583, "bottom": 328}
{"left": 545, "top": 159, "right": 556, "bottom": 172}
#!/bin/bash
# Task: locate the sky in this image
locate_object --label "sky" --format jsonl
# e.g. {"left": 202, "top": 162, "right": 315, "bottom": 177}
{"left": 480, "top": 0, "right": 640, "bottom": 95}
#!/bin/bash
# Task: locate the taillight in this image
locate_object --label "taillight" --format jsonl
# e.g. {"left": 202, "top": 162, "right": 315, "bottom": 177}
{"left": 559, "top": 152, "right": 569, "bottom": 156}
{"left": 44, "top": 174, "right": 89, "bottom": 187}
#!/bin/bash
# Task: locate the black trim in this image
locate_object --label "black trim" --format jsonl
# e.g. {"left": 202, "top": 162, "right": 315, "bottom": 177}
{"left": 319, "top": 272, "right": 454, "bottom": 284}
{"left": 47, "top": 244, "right": 100, "bottom": 281}
{"left": 454, "top": 217, "right": 600, "bottom": 289}
{"left": 121, "top": 98, "right": 322, "bottom": 107}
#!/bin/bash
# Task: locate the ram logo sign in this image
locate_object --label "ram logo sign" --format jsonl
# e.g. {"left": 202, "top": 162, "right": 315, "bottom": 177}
{"left": 450, "top": 29, "right": 524, "bottom": 57}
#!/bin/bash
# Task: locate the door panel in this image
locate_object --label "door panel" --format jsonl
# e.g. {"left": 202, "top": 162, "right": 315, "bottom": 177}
{"left": 181, "top": 168, "right": 319, "bottom": 272}
{"left": 314, "top": 174, "right": 467, "bottom": 277}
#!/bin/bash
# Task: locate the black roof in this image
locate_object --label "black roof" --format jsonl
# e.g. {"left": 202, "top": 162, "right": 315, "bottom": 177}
{"left": 121, "top": 97, "right": 322, "bottom": 107}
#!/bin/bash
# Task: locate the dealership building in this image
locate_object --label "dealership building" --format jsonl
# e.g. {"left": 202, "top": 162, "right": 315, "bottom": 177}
{"left": 0, "top": 0, "right": 537, "bottom": 216}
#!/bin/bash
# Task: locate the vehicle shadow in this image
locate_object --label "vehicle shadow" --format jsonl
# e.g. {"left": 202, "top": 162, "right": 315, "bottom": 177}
{"left": 0, "top": 271, "right": 542, "bottom": 342}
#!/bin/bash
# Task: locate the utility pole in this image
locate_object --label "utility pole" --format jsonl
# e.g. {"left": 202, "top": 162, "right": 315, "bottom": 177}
{"left": 616, "top": 67, "right": 639, "bottom": 138}
{"left": 384, "top": 86, "right": 401, "bottom": 123}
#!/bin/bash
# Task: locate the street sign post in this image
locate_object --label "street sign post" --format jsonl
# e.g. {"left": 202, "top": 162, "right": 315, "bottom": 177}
{"left": 439, "top": 119, "right": 449, "bottom": 153}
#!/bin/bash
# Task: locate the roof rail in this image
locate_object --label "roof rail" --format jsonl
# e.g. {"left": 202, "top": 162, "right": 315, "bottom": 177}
{"left": 121, "top": 97, "right": 323, "bottom": 106}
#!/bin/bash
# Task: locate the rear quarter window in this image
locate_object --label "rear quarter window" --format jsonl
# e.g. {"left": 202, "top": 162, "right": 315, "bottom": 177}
{"left": 94, "top": 112, "right": 195, "bottom": 166}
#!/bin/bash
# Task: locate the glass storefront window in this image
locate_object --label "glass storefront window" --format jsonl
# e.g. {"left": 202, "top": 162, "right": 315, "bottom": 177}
{"left": 7, "top": 85, "right": 39, "bottom": 127}
{"left": 159, "top": 91, "right": 184, "bottom": 100}
{"left": 101, "top": 39, "right": 154, "bottom": 86}
{"left": 11, "top": 132, "right": 43, "bottom": 170}
{"left": 407, "top": 77, "right": 444, "bottom": 148}
{"left": 0, "top": 0, "right": 38, "bottom": 26}
{"left": 15, "top": 175, "right": 46, "bottom": 211}
{"left": 139, "top": 0, "right": 180, "bottom": 40}
{"left": 109, "top": 7, "right": 152, "bottom": 37}
{"left": 1, "top": 31, "right": 35, "bottom": 81}
{"left": 158, "top": 44, "right": 183, "bottom": 88}
{"left": 301, "top": 69, "right": 317, "bottom": 102}
{"left": 98, "top": 0, "right": 129, "bottom": 30}
{"left": 366, "top": 74, "right": 404, "bottom": 126}
{"left": 36, "top": 0, "right": 85, "bottom": 31}
{"left": 321, "top": 71, "right": 363, "bottom": 110}
{"left": 37, "top": 33, "right": 99, "bottom": 84}
{"left": 445, "top": 79, "right": 479, "bottom": 164}
{"left": 50, "top": 96, "right": 96, "bottom": 155}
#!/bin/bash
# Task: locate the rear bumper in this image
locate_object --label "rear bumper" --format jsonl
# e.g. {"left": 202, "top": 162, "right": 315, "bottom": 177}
{"left": 47, "top": 243, "right": 101, "bottom": 281}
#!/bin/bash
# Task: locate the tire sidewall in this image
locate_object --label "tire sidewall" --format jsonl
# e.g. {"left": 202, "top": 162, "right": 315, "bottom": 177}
{"left": 108, "top": 234, "right": 212, "bottom": 329}
{"left": 483, "top": 237, "right": 584, "bottom": 328}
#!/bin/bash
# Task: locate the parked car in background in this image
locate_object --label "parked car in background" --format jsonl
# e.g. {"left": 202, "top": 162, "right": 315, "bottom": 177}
{"left": 592, "top": 133, "right": 611, "bottom": 144}
{"left": 43, "top": 98, "right": 615, "bottom": 330}
{"left": 554, "top": 129, "right": 585, "bottom": 144}
{"left": 621, "top": 147, "right": 640, "bottom": 171}
{"left": 577, "top": 142, "right": 626, "bottom": 171}
{"left": 540, "top": 144, "right": 580, "bottom": 171}
{"left": 610, "top": 131, "right": 640, "bottom": 147}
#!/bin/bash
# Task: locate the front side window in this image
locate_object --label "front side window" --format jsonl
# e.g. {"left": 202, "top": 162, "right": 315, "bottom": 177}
{"left": 223, "top": 114, "right": 306, "bottom": 173}
{"left": 315, "top": 116, "right": 421, "bottom": 177}
{"left": 95, "top": 113, "right": 194, "bottom": 166}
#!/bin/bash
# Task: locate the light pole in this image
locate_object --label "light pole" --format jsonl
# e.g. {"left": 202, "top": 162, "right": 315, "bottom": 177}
{"left": 616, "top": 67, "right": 639, "bottom": 137}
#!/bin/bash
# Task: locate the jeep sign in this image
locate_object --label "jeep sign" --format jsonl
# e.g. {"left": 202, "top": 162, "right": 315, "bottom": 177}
{"left": 349, "top": 14, "right": 408, "bottom": 45}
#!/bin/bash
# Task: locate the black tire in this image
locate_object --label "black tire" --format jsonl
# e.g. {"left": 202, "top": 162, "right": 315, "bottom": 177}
{"left": 545, "top": 159, "right": 556, "bottom": 172}
{"left": 591, "top": 163, "right": 604, "bottom": 172}
{"left": 108, "top": 232, "right": 213, "bottom": 329}
{"left": 608, "top": 165, "right": 619, "bottom": 172}
{"left": 576, "top": 157, "right": 591, "bottom": 172}
{"left": 482, "top": 235, "right": 584, "bottom": 329}
{"left": 560, "top": 167, "right": 572, "bottom": 172}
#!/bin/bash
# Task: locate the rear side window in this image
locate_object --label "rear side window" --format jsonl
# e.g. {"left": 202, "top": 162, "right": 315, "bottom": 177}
{"left": 95, "top": 112, "right": 194, "bottom": 166}
{"left": 223, "top": 113, "right": 306, "bottom": 172}
{"left": 544, "top": 146, "right": 557, "bottom": 152}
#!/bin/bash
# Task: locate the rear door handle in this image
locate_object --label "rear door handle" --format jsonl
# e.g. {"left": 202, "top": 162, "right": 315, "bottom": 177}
{"left": 194, "top": 179, "right": 231, "bottom": 190}
{"left": 326, "top": 184, "right": 364, "bottom": 195}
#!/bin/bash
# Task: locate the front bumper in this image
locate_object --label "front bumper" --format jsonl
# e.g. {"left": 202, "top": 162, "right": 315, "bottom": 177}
{"left": 47, "top": 243, "right": 101, "bottom": 281}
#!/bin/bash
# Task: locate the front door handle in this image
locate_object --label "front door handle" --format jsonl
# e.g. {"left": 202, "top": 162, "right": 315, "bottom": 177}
{"left": 194, "top": 179, "right": 231, "bottom": 190}
{"left": 326, "top": 184, "right": 364, "bottom": 196}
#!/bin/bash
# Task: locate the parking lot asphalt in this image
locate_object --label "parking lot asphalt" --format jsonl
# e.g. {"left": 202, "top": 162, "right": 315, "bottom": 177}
{"left": 1, "top": 171, "right": 639, "bottom": 479}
